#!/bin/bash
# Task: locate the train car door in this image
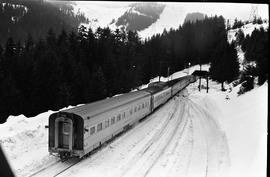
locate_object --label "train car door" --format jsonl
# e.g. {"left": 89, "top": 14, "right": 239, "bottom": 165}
{"left": 150, "top": 95, "right": 154, "bottom": 112}
{"left": 55, "top": 118, "right": 73, "bottom": 150}
{"left": 59, "top": 122, "right": 71, "bottom": 148}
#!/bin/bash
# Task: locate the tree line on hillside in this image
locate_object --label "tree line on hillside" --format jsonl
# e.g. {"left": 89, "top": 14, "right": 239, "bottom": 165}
{"left": 0, "top": 0, "right": 88, "bottom": 45}
{"left": 0, "top": 15, "right": 240, "bottom": 122}
{"left": 241, "top": 27, "right": 268, "bottom": 85}
{"left": 227, "top": 17, "right": 265, "bottom": 30}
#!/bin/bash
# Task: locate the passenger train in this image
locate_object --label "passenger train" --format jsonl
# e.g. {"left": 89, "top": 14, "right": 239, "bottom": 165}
{"left": 48, "top": 75, "right": 197, "bottom": 159}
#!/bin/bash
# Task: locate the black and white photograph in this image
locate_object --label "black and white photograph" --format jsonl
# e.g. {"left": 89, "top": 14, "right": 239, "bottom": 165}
{"left": 0, "top": 0, "right": 268, "bottom": 177}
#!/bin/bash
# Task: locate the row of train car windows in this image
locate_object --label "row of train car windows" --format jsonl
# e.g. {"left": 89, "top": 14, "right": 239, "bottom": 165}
{"left": 156, "top": 91, "right": 170, "bottom": 101}
{"left": 89, "top": 101, "right": 149, "bottom": 135}
{"left": 131, "top": 101, "right": 148, "bottom": 115}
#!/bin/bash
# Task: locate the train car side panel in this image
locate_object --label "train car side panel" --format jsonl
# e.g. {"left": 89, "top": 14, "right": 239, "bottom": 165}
{"left": 82, "top": 95, "right": 151, "bottom": 155}
{"left": 152, "top": 87, "right": 172, "bottom": 110}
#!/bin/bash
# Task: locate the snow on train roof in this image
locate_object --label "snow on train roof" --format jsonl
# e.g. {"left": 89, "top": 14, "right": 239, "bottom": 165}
{"left": 60, "top": 90, "right": 151, "bottom": 119}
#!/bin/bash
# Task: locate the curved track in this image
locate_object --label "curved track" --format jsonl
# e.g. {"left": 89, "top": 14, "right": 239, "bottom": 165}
{"left": 30, "top": 89, "right": 230, "bottom": 177}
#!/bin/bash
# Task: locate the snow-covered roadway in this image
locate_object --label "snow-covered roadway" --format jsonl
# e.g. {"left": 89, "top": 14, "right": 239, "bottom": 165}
{"left": 55, "top": 87, "right": 230, "bottom": 177}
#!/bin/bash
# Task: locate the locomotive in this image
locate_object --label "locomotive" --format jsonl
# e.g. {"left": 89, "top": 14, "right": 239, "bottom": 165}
{"left": 48, "top": 75, "right": 197, "bottom": 159}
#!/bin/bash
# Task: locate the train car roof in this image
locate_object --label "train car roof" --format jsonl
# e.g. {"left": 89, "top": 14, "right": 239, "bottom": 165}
{"left": 166, "top": 79, "right": 179, "bottom": 87}
{"left": 60, "top": 90, "right": 150, "bottom": 119}
{"left": 168, "top": 75, "right": 191, "bottom": 83}
{"left": 141, "top": 85, "right": 164, "bottom": 94}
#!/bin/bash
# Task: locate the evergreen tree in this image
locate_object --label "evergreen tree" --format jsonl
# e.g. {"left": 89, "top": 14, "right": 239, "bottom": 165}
{"left": 0, "top": 15, "right": 242, "bottom": 122}
{"left": 236, "top": 29, "right": 245, "bottom": 45}
{"left": 210, "top": 41, "right": 239, "bottom": 90}
{"left": 90, "top": 65, "right": 107, "bottom": 100}
{"left": 242, "top": 27, "right": 268, "bottom": 85}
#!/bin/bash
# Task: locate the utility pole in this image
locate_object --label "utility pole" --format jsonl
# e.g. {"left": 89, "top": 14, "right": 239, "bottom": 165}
{"left": 167, "top": 67, "right": 170, "bottom": 80}
{"left": 159, "top": 61, "right": 161, "bottom": 82}
{"left": 188, "top": 62, "right": 191, "bottom": 75}
{"left": 249, "top": 5, "right": 258, "bottom": 23}
{"left": 198, "top": 62, "right": 202, "bottom": 92}
{"left": 206, "top": 75, "right": 209, "bottom": 93}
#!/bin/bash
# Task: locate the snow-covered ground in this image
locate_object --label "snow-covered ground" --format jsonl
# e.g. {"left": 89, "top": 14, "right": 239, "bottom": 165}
{"left": 0, "top": 64, "right": 267, "bottom": 177}
{"left": 0, "top": 105, "right": 81, "bottom": 176}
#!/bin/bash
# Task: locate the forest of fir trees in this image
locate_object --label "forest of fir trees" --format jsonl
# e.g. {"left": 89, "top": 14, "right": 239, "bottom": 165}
{"left": 1, "top": 15, "right": 267, "bottom": 123}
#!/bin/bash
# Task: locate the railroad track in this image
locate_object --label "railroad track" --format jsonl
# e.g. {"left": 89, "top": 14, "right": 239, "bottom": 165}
{"left": 29, "top": 158, "right": 80, "bottom": 177}
{"left": 28, "top": 159, "right": 62, "bottom": 177}
{"left": 53, "top": 158, "right": 81, "bottom": 177}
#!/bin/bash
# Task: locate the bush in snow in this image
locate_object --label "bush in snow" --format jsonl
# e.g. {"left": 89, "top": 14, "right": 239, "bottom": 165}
{"left": 238, "top": 65, "right": 256, "bottom": 95}
{"left": 253, "top": 17, "right": 263, "bottom": 25}
{"left": 238, "top": 76, "right": 254, "bottom": 95}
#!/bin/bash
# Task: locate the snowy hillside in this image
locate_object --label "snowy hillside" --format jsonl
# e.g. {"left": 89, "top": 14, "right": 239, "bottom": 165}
{"left": 227, "top": 22, "right": 269, "bottom": 43}
{"left": 138, "top": 4, "right": 185, "bottom": 39}
{"left": 72, "top": 1, "right": 130, "bottom": 31}
{"left": 227, "top": 22, "right": 269, "bottom": 71}
{"left": 139, "top": 2, "right": 269, "bottom": 39}
{"left": 71, "top": 2, "right": 268, "bottom": 39}
{"left": 0, "top": 64, "right": 267, "bottom": 177}
{"left": 111, "top": 3, "right": 165, "bottom": 32}
{"left": 73, "top": 2, "right": 165, "bottom": 32}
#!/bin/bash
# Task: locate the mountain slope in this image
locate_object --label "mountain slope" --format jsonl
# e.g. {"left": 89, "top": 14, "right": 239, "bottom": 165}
{"left": 73, "top": 2, "right": 165, "bottom": 32}
{"left": 72, "top": 1, "right": 129, "bottom": 31}
{"left": 227, "top": 22, "right": 269, "bottom": 70}
{"left": 111, "top": 3, "right": 165, "bottom": 31}
{"left": 138, "top": 4, "right": 185, "bottom": 39}
{"left": 0, "top": 0, "right": 87, "bottom": 45}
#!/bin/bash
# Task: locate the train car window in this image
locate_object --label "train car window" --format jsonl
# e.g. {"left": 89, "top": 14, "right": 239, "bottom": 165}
{"left": 111, "top": 117, "right": 115, "bottom": 125}
{"left": 105, "top": 120, "right": 109, "bottom": 128}
{"left": 97, "top": 123, "right": 102, "bottom": 132}
{"left": 63, "top": 123, "right": 70, "bottom": 133}
{"left": 142, "top": 103, "right": 144, "bottom": 109}
{"left": 117, "top": 114, "right": 121, "bottom": 121}
{"left": 134, "top": 107, "right": 137, "bottom": 112}
{"left": 90, "top": 127, "right": 95, "bottom": 135}
{"left": 138, "top": 105, "right": 141, "bottom": 111}
{"left": 130, "top": 109, "right": 133, "bottom": 115}
{"left": 122, "top": 112, "right": 125, "bottom": 118}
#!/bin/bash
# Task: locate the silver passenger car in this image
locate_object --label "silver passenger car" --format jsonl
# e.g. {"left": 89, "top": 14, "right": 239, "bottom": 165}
{"left": 49, "top": 90, "right": 151, "bottom": 158}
